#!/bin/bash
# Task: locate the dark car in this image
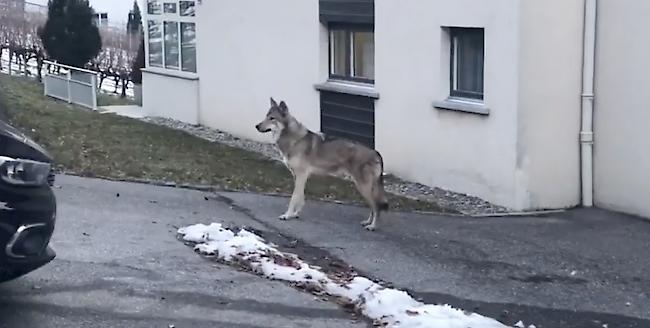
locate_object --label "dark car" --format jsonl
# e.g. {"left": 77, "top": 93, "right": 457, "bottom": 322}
{"left": 0, "top": 120, "right": 56, "bottom": 283}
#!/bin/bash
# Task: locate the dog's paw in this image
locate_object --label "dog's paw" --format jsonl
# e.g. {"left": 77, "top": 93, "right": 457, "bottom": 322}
{"left": 360, "top": 220, "right": 371, "bottom": 226}
{"left": 364, "top": 224, "right": 376, "bottom": 231}
{"left": 278, "top": 213, "right": 299, "bottom": 221}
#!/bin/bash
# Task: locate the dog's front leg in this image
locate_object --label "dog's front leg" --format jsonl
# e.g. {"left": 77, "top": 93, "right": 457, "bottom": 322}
{"left": 279, "top": 171, "right": 309, "bottom": 220}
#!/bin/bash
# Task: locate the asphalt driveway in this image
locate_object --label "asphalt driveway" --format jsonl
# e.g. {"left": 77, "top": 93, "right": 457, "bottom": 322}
{"left": 1, "top": 175, "right": 648, "bottom": 328}
{"left": 0, "top": 175, "right": 364, "bottom": 328}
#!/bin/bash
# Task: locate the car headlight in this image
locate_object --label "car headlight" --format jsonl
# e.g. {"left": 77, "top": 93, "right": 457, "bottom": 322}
{"left": 0, "top": 156, "right": 52, "bottom": 186}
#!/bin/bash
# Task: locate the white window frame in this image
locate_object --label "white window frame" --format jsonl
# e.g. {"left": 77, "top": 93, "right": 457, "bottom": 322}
{"left": 449, "top": 27, "right": 484, "bottom": 101}
{"left": 144, "top": 0, "right": 197, "bottom": 73}
{"left": 433, "top": 26, "right": 488, "bottom": 115}
{"left": 328, "top": 24, "right": 375, "bottom": 84}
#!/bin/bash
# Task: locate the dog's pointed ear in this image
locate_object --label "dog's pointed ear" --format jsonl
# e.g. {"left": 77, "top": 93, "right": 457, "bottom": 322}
{"left": 270, "top": 97, "right": 278, "bottom": 107}
{"left": 278, "top": 101, "right": 289, "bottom": 114}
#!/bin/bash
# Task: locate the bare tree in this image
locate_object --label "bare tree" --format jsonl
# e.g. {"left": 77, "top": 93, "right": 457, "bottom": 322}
{"left": 0, "top": 0, "right": 47, "bottom": 77}
{"left": 1, "top": 1, "right": 137, "bottom": 96}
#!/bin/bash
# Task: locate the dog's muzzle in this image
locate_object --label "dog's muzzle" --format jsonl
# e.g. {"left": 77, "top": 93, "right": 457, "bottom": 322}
{"left": 255, "top": 124, "right": 271, "bottom": 133}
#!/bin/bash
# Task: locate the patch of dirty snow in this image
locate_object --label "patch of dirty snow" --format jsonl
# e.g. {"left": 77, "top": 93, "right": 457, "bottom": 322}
{"left": 178, "top": 223, "right": 524, "bottom": 328}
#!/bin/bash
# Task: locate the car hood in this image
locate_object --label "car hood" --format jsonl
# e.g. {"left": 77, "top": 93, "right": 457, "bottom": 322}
{"left": 0, "top": 120, "right": 52, "bottom": 163}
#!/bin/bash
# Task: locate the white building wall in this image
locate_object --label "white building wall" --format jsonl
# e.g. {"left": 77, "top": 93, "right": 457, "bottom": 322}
{"left": 514, "top": 0, "right": 583, "bottom": 210}
{"left": 142, "top": 69, "right": 200, "bottom": 124}
{"left": 594, "top": 0, "right": 650, "bottom": 218}
{"left": 374, "top": 0, "right": 522, "bottom": 208}
{"left": 196, "top": 0, "right": 325, "bottom": 143}
{"left": 141, "top": 0, "right": 201, "bottom": 125}
{"left": 189, "top": 0, "right": 589, "bottom": 211}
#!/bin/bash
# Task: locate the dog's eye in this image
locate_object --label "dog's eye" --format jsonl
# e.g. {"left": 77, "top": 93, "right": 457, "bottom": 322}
{"left": 269, "top": 117, "right": 276, "bottom": 121}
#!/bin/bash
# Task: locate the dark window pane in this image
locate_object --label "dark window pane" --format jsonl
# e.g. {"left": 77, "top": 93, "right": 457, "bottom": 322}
{"left": 353, "top": 31, "right": 374, "bottom": 80}
{"left": 331, "top": 29, "right": 348, "bottom": 76}
{"left": 180, "top": 1, "right": 196, "bottom": 17}
{"left": 148, "top": 20, "right": 163, "bottom": 67}
{"left": 147, "top": 0, "right": 161, "bottom": 15}
{"left": 164, "top": 21, "right": 180, "bottom": 69}
{"left": 181, "top": 22, "right": 197, "bottom": 72}
{"left": 451, "top": 28, "right": 484, "bottom": 99}
{"left": 164, "top": 3, "right": 177, "bottom": 14}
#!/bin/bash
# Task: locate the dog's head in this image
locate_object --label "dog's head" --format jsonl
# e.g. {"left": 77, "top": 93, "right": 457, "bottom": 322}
{"left": 255, "top": 97, "right": 290, "bottom": 134}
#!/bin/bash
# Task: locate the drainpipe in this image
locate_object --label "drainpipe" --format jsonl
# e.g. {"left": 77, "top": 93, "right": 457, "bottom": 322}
{"left": 580, "top": 0, "right": 597, "bottom": 207}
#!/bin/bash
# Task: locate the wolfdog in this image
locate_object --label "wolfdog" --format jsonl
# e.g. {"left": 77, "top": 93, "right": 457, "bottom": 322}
{"left": 255, "top": 98, "right": 389, "bottom": 231}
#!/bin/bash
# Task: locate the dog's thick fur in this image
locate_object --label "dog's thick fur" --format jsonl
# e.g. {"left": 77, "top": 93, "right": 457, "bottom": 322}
{"left": 255, "top": 98, "right": 389, "bottom": 231}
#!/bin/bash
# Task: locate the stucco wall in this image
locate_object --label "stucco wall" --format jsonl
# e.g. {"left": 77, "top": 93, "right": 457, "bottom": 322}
{"left": 374, "top": 0, "right": 522, "bottom": 208}
{"left": 142, "top": 69, "right": 200, "bottom": 124}
{"left": 515, "top": 0, "right": 583, "bottom": 210}
{"left": 196, "top": 0, "right": 325, "bottom": 143}
{"left": 594, "top": 0, "right": 650, "bottom": 218}
{"left": 189, "top": 0, "right": 590, "bottom": 211}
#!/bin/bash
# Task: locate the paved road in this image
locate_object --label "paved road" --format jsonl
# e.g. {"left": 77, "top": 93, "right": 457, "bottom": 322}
{"left": 222, "top": 192, "right": 650, "bottom": 328}
{"left": 0, "top": 175, "right": 365, "bottom": 328}
{"left": 1, "top": 175, "right": 649, "bottom": 328}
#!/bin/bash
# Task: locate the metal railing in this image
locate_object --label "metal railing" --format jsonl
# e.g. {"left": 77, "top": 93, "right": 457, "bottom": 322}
{"left": 42, "top": 60, "right": 98, "bottom": 110}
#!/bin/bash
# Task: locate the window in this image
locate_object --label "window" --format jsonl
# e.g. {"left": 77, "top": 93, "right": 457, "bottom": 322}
{"left": 147, "top": 0, "right": 162, "bottom": 15}
{"left": 179, "top": 1, "right": 196, "bottom": 17}
{"left": 450, "top": 28, "right": 484, "bottom": 100}
{"left": 163, "top": 2, "right": 177, "bottom": 14}
{"left": 148, "top": 20, "right": 163, "bottom": 67}
{"left": 92, "top": 12, "right": 109, "bottom": 27}
{"left": 329, "top": 25, "right": 374, "bottom": 83}
{"left": 181, "top": 22, "right": 197, "bottom": 72}
{"left": 146, "top": 0, "right": 197, "bottom": 73}
{"left": 164, "top": 21, "right": 180, "bottom": 69}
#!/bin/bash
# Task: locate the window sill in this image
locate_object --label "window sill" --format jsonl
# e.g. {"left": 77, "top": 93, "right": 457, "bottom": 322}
{"left": 142, "top": 67, "right": 199, "bottom": 81}
{"left": 433, "top": 98, "right": 489, "bottom": 115}
{"left": 314, "top": 80, "right": 379, "bottom": 99}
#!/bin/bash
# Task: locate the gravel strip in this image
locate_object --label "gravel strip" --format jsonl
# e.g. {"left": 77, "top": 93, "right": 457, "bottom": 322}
{"left": 140, "top": 116, "right": 509, "bottom": 215}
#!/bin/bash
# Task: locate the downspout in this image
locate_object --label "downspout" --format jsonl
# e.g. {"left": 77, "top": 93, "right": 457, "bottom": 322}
{"left": 580, "top": 0, "right": 597, "bottom": 207}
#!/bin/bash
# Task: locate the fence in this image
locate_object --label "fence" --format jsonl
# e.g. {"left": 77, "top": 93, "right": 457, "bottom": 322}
{"left": 1, "top": 50, "right": 135, "bottom": 98}
{"left": 42, "top": 60, "right": 98, "bottom": 110}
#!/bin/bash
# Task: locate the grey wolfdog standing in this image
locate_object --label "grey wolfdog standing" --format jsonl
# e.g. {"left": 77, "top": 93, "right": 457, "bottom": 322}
{"left": 255, "top": 98, "right": 389, "bottom": 231}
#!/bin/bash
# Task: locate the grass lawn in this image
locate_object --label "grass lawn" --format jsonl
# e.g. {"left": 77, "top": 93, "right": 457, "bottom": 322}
{"left": 0, "top": 74, "right": 452, "bottom": 213}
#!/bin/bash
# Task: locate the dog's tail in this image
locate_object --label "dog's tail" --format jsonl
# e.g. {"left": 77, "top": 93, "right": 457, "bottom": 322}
{"left": 374, "top": 151, "right": 389, "bottom": 211}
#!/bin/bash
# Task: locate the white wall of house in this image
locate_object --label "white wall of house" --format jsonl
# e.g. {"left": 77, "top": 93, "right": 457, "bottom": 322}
{"left": 141, "top": 0, "right": 627, "bottom": 213}
{"left": 593, "top": 0, "right": 650, "bottom": 218}
{"left": 190, "top": 0, "right": 588, "bottom": 210}
{"left": 142, "top": 0, "right": 201, "bottom": 125}
{"left": 196, "top": 0, "right": 325, "bottom": 143}
{"left": 138, "top": 0, "right": 650, "bottom": 217}
{"left": 374, "top": 0, "right": 522, "bottom": 208}
{"left": 142, "top": 69, "right": 200, "bottom": 124}
{"left": 514, "top": 0, "right": 583, "bottom": 210}
{"left": 375, "top": 0, "right": 586, "bottom": 210}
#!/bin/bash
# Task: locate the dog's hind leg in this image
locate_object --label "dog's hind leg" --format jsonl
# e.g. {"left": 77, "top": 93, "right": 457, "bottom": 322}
{"left": 355, "top": 179, "right": 379, "bottom": 231}
{"left": 364, "top": 209, "right": 379, "bottom": 231}
{"left": 279, "top": 171, "right": 309, "bottom": 220}
{"left": 361, "top": 212, "right": 374, "bottom": 227}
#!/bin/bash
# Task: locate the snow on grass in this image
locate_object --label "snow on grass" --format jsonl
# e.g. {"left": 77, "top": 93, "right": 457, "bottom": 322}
{"left": 178, "top": 223, "right": 523, "bottom": 328}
